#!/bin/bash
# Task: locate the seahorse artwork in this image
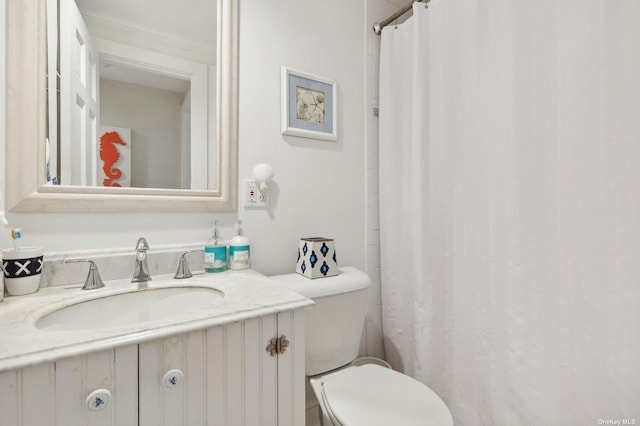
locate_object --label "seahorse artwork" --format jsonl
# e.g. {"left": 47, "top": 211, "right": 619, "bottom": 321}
{"left": 100, "top": 131, "right": 127, "bottom": 187}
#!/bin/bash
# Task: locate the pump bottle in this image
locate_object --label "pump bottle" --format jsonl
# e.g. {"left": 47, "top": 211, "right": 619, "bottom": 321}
{"left": 205, "top": 220, "right": 227, "bottom": 273}
{"left": 229, "top": 220, "right": 250, "bottom": 270}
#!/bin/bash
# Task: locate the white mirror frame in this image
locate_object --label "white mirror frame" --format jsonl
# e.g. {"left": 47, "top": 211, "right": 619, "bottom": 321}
{"left": 6, "top": 0, "right": 238, "bottom": 212}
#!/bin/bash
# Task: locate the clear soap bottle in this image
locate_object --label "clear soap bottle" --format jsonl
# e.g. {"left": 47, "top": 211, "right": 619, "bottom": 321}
{"left": 204, "top": 220, "right": 227, "bottom": 273}
{"left": 229, "top": 220, "right": 250, "bottom": 270}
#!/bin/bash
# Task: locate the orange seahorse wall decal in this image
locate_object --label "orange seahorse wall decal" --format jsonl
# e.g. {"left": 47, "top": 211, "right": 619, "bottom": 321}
{"left": 100, "top": 131, "right": 127, "bottom": 187}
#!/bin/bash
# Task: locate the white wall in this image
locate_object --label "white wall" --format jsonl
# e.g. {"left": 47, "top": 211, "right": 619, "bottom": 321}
{"left": 237, "top": 0, "right": 366, "bottom": 276}
{"left": 0, "top": 0, "right": 366, "bottom": 276}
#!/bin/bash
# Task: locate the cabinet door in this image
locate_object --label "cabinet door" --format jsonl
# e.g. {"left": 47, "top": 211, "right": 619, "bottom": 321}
{"left": 236, "top": 315, "right": 278, "bottom": 426}
{"left": 138, "top": 315, "right": 281, "bottom": 426}
{"left": 0, "top": 345, "right": 137, "bottom": 426}
{"left": 276, "top": 309, "right": 306, "bottom": 426}
{"left": 0, "top": 361, "right": 55, "bottom": 426}
{"left": 55, "top": 345, "right": 138, "bottom": 426}
{"left": 139, "top": 329, "right": 209, "bottom": 425}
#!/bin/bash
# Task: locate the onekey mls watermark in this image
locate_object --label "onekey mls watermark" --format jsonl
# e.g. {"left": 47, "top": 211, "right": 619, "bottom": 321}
{"left": 598, "top": 419, "right": 636, "bottom": 425}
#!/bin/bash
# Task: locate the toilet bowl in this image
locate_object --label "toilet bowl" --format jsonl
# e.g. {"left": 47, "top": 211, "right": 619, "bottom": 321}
{"left": 270, "top": 267, "right": 453, "bottom": 426}
{"left": 311, "top": 360, "right": 452, "bottom": 426}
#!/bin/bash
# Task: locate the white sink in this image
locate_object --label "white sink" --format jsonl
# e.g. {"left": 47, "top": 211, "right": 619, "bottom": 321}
{"left": 36, "top": 286, "right": 225, "bottom": 331}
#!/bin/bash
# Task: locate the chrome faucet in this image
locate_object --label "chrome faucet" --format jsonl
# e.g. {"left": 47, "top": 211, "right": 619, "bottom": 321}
{"left": 132, "top": 237, "right": 152, "bottom": 283}
{"left": 65, "top": 259, "right": 105, "bottom": 290}
{"left": 174, "top": 249, "right": 204, "bottom": 279}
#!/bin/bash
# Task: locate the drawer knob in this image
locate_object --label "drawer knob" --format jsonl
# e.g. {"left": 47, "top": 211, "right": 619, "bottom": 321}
{"left": 163, "top": 369, "right": 184, "bottom": 388}
{"left": 86, "top": 389, "right": 112, "bottom": 411}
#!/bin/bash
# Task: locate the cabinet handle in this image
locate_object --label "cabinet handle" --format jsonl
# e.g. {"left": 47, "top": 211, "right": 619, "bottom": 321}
{"left": 163, "top": 369, "right": 184, "bottom": 388}
{"left": 266, "top": 335, "right": 289, "bottom": 357}
{"left": 86, "top": 389, "right": 112, "bottom": 411}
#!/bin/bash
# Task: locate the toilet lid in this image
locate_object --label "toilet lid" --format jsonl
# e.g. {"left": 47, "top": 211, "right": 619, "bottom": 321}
{"left": 321, "top": 364, "right": 453, "bottom": 426}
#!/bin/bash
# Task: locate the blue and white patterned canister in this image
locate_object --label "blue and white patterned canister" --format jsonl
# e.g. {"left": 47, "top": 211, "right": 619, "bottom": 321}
{"left": 296, "top": 238, "right": 338, "bottom": 279}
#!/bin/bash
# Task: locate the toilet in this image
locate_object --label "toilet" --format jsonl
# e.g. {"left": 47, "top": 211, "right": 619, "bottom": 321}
{"left": 270, "top": 266, "right": 453, "bottom": 426}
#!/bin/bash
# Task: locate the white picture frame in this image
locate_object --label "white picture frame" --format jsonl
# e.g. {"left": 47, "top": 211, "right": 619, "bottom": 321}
{"left": 281, "top": 67, "right": 337, "bottom": 141}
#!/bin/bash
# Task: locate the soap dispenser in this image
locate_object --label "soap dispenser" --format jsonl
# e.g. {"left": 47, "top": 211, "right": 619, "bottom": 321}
{"left": 229, "top": 220, "right": 250, "bottom": 270}
{"left": 205, "top": 220, "right": 227, "bottom": 273}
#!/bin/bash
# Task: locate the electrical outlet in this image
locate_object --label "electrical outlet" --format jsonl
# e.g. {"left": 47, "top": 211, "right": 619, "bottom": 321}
{"left": 243, "top": 179, "right": 268, "bottom": 207}
{"left": 245, "top": 179, "right": 257, "bottom": 203}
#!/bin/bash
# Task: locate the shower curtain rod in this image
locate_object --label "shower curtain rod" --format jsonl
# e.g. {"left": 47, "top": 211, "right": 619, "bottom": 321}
{"left": 373, "top": 0, "right": 430, "bottom": 35}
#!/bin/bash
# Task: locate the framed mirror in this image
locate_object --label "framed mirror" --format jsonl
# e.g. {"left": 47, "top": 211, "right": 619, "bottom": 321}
{"left": 5, "top": 0, "right": 238, "bottom": 212}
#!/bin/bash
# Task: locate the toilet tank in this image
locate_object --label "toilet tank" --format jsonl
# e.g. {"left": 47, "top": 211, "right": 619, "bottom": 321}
{"left": 270, "top": 266, "right": 371, "bottom": 376}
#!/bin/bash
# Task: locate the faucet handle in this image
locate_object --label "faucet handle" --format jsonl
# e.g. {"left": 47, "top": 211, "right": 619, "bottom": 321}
{"left": 174, "top": 249, "right": 204, "bottom": 279}
{"left": 132, "top": 237, "right": 152, "bottom": 283}
{"left": 65, "top": 259, "right": 105, "bottom": 290}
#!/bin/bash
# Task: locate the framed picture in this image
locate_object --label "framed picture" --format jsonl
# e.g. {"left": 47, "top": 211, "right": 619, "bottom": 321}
{"left": 281, "top": 67, "right": 337, "bottom": 141}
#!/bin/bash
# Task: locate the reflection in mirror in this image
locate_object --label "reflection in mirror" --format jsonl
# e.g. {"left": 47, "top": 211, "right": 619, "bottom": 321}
{"left": 48, "top": 0, "right": 217, "bottom": 190}
{"left": 99, "top": 65, "right": 190, "bottom": 189}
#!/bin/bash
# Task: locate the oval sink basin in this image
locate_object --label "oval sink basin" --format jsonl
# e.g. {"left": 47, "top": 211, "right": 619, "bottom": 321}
{"left": 36, "top": 286, "right": 224, "bottom": 331}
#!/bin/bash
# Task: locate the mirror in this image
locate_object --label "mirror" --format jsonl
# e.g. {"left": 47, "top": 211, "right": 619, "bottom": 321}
{"left": 48, "top": 0, "right": 216, "bottom": 190}
{"left": 5, "top": 0, "right": 238, "bottom": 212}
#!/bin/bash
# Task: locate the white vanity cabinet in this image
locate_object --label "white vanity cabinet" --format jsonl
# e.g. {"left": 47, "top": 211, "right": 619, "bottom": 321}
{"left": 138, "top": 310, "right": 305, "bottom": 426}
{"left": 0, "top": 310, "right": 305, "bottom": 426}
{"left": 0, "top": 345, "right": 139, "bottom": 425}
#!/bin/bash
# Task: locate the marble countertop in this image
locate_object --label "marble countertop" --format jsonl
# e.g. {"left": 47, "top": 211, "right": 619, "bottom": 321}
{"left": 0, "top": 269, "right": 313, "bottom": 372}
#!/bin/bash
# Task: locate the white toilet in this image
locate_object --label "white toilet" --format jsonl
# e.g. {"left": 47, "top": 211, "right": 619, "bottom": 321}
{"left": 270, "top": 266, "right": 453, "bottom": 426}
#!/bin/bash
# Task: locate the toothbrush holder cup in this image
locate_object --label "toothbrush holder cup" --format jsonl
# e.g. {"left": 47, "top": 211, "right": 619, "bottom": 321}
{"left": 2, "top": 247, "right": 44, "bottom": 296}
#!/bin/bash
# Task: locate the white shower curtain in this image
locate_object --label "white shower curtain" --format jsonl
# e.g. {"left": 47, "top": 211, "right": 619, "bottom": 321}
{"left": 379, "top": 1, "right": 640, "bottom": 424}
